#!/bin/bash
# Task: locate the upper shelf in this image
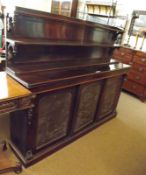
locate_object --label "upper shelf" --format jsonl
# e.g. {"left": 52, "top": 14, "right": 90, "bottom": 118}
{"left": 6, "top": 38, "right": 121, "bottom": 47}
{"left": 6, "top": 59, "right": 118, "bottom": 75}
{"left": 86, "top": 2, "right": 116, "bottom": 17}
{"left": 5, "top": 6, "right": 122, "bottom": 45}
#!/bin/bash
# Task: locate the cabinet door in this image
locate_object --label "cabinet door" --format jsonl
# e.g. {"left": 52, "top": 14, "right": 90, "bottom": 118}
{"left": 73, "top": 81, "right": 103, "bottom": 133}
{"left": 36, "top": 88, "right": 74, "bottom": 149}
{"left": 96, "top": 76, "right": 123, "bottom": 120}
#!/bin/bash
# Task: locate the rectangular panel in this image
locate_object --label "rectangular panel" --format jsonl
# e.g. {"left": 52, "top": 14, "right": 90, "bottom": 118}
{"left": 73, "top": 81, "right": 103, "bottom": 132}
{"left": 36, "top": 88, "right": 74, "bottom": 149}
{"left": 96, "top": 76, "right": 123, "bottom": 120}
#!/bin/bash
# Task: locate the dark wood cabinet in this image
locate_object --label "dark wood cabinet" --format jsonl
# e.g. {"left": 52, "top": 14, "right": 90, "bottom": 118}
{"left": 5, "top": 7, "right": 130, "bottom": 166}
{"left": 113, "top": 46, "right": 146, "bottom": 101}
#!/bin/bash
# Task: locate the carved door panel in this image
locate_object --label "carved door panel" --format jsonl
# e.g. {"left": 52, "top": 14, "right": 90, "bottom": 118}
{"left": 35, "top": 88, "right": 75, "bottom": 149}
{"left": 96, "top": 76, "right": 123, "bottom": 120}
{"left": 73, "top": 81, "right": 103, "bottom": 133}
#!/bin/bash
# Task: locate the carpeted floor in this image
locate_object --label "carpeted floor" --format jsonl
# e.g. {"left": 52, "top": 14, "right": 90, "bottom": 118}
{"left": 1, "top": 92, "right": 146, "bottom": 175}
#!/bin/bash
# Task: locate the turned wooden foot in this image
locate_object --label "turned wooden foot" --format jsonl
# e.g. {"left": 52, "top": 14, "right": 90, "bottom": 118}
{"left": 0, "top": 141, "right": 23, "bottom": 174}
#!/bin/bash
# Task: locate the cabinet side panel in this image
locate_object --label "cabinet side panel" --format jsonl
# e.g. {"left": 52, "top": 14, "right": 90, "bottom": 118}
{"left": 10, "top": 110, "right": 28, "bottom": 155}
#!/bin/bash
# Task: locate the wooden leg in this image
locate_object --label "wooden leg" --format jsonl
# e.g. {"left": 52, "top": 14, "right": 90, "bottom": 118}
{"left": 1, "top": 140, "right": 7, "bottom": 151}
{"left": 0, "top": 140, "right": 23, "bottom": 174}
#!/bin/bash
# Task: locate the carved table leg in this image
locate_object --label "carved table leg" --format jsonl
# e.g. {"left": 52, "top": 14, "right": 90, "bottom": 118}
{"left": 0, "top": 141, "right": 23, "bottom": 174}
{"left": 0, "top": 140, "right": 7, "bottom": 151}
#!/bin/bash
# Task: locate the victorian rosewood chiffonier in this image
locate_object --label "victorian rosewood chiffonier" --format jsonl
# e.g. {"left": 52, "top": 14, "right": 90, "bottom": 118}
{"left": 4, "top": 7, "right": 130, "bottom": 166}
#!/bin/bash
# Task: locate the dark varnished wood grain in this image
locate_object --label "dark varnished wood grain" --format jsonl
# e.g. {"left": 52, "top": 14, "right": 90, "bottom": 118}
{"left": 6, "top": 6, "right": 122, "bottom": 41}
{"left": 7, "top": 62, "right": 129, "bottom": 89}
{"left": 4, "top": 7, "right": 130, "bottom": 166}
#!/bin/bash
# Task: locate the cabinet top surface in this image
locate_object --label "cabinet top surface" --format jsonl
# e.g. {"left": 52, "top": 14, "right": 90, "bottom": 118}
{"left": 0, "top": 72, "right": 31, "bottom": 102}
{"left": 6, "top": 61, "right": 130, "bottom": 90}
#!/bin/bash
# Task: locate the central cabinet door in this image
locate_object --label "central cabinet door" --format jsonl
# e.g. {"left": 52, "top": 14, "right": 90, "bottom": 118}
{"left": 73, "top": 81, "right": 103, "bottom": 133}
{"left": 35, "top": 88, "right": 75, "bottom": 149}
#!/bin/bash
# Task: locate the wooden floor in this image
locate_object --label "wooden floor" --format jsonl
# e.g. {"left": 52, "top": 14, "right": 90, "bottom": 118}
{"left": 0, "top": 92, "right": 146, "bottom": 175}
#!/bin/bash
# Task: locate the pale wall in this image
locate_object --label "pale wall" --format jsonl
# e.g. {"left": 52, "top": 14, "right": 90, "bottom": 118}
{"left": 1, "top": 0, "right": 52, "bottom": 12}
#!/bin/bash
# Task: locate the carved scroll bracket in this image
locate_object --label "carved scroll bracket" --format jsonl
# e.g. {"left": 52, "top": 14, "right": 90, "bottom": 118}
{"left": 113, "top": 31, "right": 123, "bottom": 44}
{"left": 6, "top": 13, "right": 16, "bottom": 33}
{"left": 27, "top": 108, "right": 33, "bottom": 126}
{"left": 6, "top": 42, "right": 17, "bottom": 63}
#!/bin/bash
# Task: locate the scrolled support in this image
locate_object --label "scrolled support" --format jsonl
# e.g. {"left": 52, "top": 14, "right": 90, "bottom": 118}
{"left": 7, "top": 42, "right": 17, "bottom": 63}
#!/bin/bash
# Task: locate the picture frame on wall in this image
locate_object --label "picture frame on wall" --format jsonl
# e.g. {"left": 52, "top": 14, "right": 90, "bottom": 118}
{"left": 51, "top": 0, "right": 72, "bottom": 17}
{"left": 129, "top": 10, "right": 146, "bottom": 36}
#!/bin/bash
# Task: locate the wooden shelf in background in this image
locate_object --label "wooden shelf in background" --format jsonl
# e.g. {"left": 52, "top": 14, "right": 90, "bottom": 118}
{"left": 86, "top": 3, "right": 116, "bottom": 17}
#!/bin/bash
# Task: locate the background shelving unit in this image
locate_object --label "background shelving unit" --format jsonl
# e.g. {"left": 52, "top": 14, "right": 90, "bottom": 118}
{"left": 86, "top": 1, "right": 116, "bottom": 17}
